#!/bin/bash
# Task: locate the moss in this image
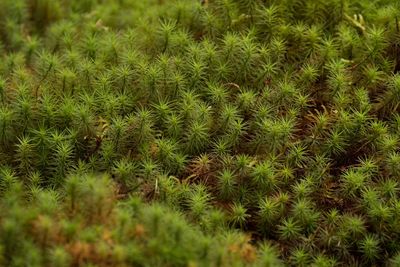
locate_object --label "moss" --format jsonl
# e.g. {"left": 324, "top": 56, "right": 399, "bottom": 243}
{"left": 0, "top": 0, "right": 399, "bottom": 265}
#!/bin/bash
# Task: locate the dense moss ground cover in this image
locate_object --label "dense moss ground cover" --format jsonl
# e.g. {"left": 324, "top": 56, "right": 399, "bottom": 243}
{"left": 0, "top": 0, "right": 400, "bottom": 266}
